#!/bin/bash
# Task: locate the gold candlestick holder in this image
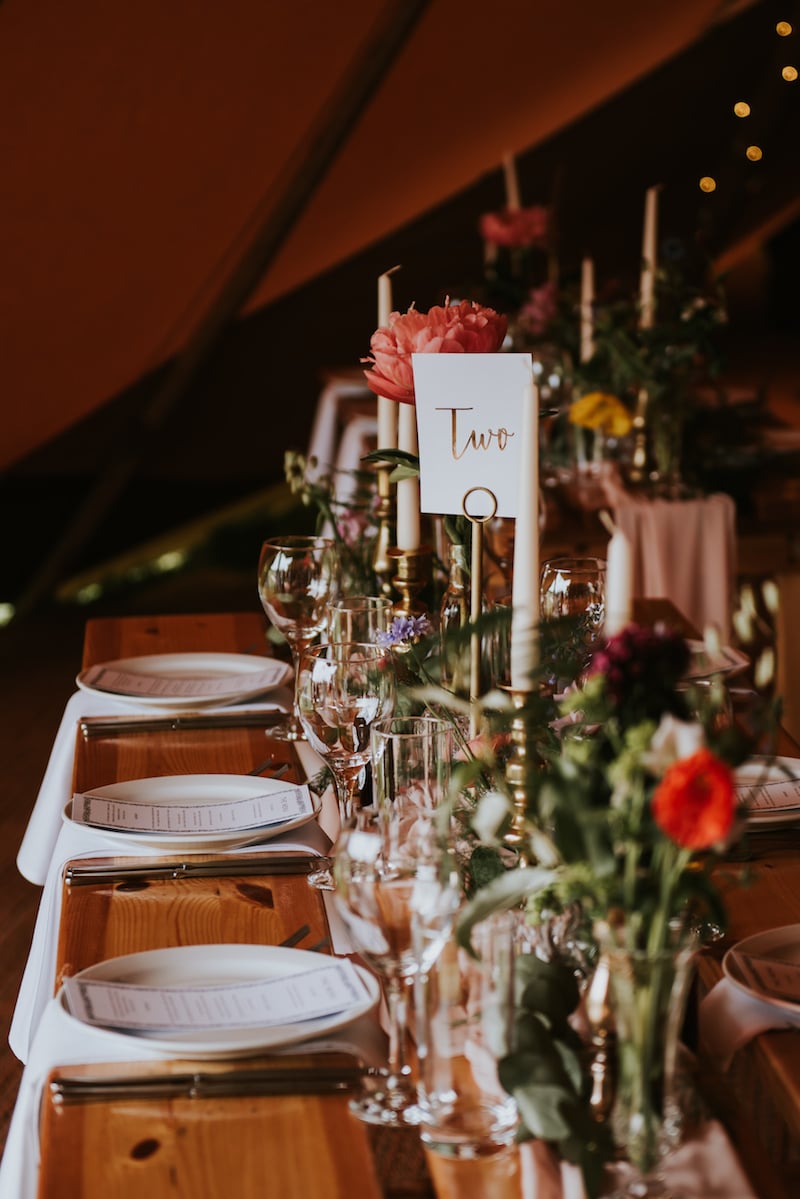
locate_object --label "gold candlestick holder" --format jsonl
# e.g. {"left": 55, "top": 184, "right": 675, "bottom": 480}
{"left": 371, "top": 464, "right": 396, "bottom": 599}
{"left": 387, "top": 545, "right": 433, "bottom": 617}
{"left": 503, "top": 687, "right": 535, "bottom": 864}
{"left": 628, "top": 386, "right": 649, "bottom": 486}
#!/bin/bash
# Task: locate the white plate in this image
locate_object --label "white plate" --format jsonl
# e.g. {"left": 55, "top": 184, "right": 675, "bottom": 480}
{"left": 59, "top": 945, "right": 380, "bottom": 1058}
{"left": 64, "top": 774, "right": 321, "bottom": 852}
{"left": 684, "top": 641, "right": 749, "bottom": 680}
{"left": 723, "top": 925, "right": 800, "bottom": 1013}
{"left": 735, "top": 756, "right": 800, "bottom": 828}
{"left": 76, "top": 652, "right": 293, "bottom": 709}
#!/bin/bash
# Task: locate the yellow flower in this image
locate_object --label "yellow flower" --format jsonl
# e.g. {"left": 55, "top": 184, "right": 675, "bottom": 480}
{"left": 569, "top": 392, "right": 633, "bottom": 437}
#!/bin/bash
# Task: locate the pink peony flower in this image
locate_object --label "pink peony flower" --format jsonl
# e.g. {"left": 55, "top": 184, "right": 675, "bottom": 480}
{"left": 362, "top": 298, "right": 508, "bottom": 405}
{"left": 479, "top": 205, "right": 551, "bottom": 249}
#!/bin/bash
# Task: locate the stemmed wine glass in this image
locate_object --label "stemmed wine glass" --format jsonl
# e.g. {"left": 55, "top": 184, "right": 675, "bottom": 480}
{"left": 295, "top": 640, "right": 396, "bottom": 889}
{"left": 257, "top": 535, "right": 337, "bottom": 740}
{"left": 539, "top": 555, "right": 607, "bottom": 687}
{"left": 332, "top": 804, "right": 461, "bottom": 1127}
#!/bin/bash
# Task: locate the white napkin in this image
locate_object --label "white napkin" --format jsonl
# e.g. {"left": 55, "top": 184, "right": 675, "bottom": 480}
{"left": 699, "top": 977, "right": 800, "bottom": 1070}
{"left": 17, "top": 688, "right": 294, "bottom": 886}
{"left": 0, "top": 992, "right": 386, "bottom": 1199}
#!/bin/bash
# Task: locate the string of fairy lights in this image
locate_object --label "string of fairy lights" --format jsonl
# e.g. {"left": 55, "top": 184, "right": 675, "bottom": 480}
{"left": 699, "top": 17, "right": 795, "bottom": 193}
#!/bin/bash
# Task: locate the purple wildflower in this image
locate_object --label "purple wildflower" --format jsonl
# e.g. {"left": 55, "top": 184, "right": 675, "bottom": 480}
{"left": 375, "top": 614, "right": 433, "bottom": 647}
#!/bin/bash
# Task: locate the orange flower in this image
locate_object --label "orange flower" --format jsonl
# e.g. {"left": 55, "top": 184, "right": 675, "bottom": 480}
{"left": 362, "top": 299, "right": 507, "bottom": 404}
{"left": 651, "top": 748, "right": 735, "bottom": 850}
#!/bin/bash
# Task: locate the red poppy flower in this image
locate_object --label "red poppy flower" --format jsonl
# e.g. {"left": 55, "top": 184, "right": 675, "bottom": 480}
{"left": 651, "top": 748, "right": 735, "bottom": 850}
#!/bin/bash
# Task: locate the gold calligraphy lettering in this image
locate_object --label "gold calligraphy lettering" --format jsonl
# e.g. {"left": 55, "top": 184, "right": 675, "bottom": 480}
{"left": 437, "top": 408, "right": 516, "bottom": 460}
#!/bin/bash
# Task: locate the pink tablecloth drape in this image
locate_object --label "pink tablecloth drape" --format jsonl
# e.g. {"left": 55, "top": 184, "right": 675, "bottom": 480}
{"left": 603, "top": 482, "right": 737, "bottom": 641}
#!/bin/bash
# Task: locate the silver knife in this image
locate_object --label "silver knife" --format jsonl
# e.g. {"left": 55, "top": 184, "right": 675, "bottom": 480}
{"left": 49, "top": 1063, "right": 374, "bottom": 1103}
{"left": 80, "top": 711, "right": 290, "bottom": 737}
{"left": 64, "top": 853, "right": 331, "bottom": 885}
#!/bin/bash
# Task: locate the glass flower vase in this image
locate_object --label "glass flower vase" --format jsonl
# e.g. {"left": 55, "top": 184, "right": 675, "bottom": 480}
{"left": 593, "top": 918, "right": 697, "bottom": 1198}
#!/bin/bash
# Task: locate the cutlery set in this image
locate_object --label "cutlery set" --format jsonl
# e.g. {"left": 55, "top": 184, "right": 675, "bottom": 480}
{"left": 64, "top": 853, "right": 333, "bottom": 886}
{"left": 80, "top": 710, "right": 289, "bottom": 737}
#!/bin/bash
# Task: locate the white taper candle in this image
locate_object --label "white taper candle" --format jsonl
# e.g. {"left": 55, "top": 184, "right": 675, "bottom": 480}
{"left": 377, "top": 269, "right": 399, "bottom": 451}
{"left": 580, "top": 256, "right": 595, "bottom": 364}
{"left": 396, "top": 403, "right": 420, "bottom": 551}
{"left": 510, "top": 378, "right": 540, "bottom": 690}
{"left": 604, "top": 519, "right": 633, "bottom": 636}
{"left": 502, "top": 152, "right": 521, "bottom": 211}
{"left": 639, "top": 186, "right": 659, "bottom": 330}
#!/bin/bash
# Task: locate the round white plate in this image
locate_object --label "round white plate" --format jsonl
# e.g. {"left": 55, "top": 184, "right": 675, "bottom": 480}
{"left": 722, "top": 925, "right": 800, "bottom": 1013}
{"left": 684, "top": 641, "right": 749, "bottom": 680}
{"left": 64, "top": 774, "right": 321, "bottom": 852}
{"left": 60, "top": 944, "right": 380, "bottom": 1058}
{"left": 76, "top": 652, "right": 293, "bottom": 709}
{"left": 735, "top": 756, "right": 800, "bottom": 828}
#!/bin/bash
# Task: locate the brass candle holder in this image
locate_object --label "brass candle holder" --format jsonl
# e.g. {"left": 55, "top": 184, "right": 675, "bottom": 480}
{"left": 628, "top": 385, "right": 649, "bottom": 485}
{"left": 503, "top": 687, "right": 535, "bottom": 864}
{"left": 387, "top": 544, "right": 433, "bottom": 617}
{"left": 371, "top": 464, "right": 396, "bottom": 599}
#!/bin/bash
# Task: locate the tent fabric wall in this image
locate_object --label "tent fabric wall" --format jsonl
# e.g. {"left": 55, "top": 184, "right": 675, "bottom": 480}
{"left": 1, "top": 0, "right": 747, "bottom": 472}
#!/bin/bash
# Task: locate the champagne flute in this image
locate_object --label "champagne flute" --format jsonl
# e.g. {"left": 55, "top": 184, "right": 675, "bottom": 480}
{"left": 257, "top": 535, "right": 337, "bottom": 740}
{"left": 332, "top": 806, "right": 461, "bottom": 1127}
{"left": 295, "top": 641, "right": 396, "bottom": 889}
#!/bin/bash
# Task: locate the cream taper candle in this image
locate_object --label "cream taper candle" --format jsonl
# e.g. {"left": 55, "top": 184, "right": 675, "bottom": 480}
{"left": 604, "top": 519, "right": 633, "bottom": 636}
{"left": 580, "top": 256, "right": 595, "bottom": 364}
{"left": 396, "top": 402, "right": 420, "bottom": 551}
{"left": 377, "top": 269, "right": 399, "bottom": 451}
{"left": 639, "top": 186, "right": 659, "bottom": 330}
{"left": 510, "top": 378, "right": 540, "bottom": 689}
{"left": 503, "top": 151, "right": 521, "bottom": 211}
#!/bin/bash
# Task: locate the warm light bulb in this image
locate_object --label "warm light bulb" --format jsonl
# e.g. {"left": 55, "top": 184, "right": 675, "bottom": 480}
{"left": 699, "top": 176, "right": 717, "bottom": 193}
{"left": 776, "top": 21, "right": 792, "bottom": 36}
{"left": 746, "top": 145, "right": 763, "bottom": 161}
{"left": 734, "top": 101, "right": 750, "bottom": 117}
{"left": 782, "top": 65, "right": 798, "bottom": 81}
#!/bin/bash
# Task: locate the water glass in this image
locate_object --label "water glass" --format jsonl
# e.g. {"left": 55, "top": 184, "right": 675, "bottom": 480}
{"left": 415, "top": 911, "right": 520, "bottom": 1155}
{"left": 370, "top": 716, "right": 456, "bottom": 847}
{"left": 327, "top": 595, "right": 393, "bottom": 643}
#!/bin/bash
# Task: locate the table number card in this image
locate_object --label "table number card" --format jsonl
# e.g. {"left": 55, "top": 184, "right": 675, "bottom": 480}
{"left": 63, "top": 960, "right": 370, "bottom": 1031}
{"left": 70, "top": 783, "right": 314, "bottom": 833}
{"left": 412, "top": 353, "right": 533, "bottom": 517}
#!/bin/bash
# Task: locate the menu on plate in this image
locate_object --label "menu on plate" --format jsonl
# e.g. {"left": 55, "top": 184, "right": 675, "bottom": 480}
{"left": 731, "top": 950, "right": 800, "bottom": 1004}
{"left": 737, "top": 774, "right": 800, "bottom": 814}
{"left": 71, "top": 784, "right": 314, "bottom": 834}
{"left": 82, "top": 662, "right": 286, "bottom": 698}
{"left": 63, "top": 960, "right": 370, "bottom": 1031}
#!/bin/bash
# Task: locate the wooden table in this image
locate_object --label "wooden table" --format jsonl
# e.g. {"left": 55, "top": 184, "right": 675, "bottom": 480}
{"left": 14, "top": 604, "right": 800, "bottom": 1198}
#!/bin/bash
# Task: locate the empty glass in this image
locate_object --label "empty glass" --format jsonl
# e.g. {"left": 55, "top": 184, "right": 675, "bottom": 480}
{"left": 539, "top": 556, "right": 607, "bottom": 688}
{"left": 257, "top": 535, "right": 337, "bottom": 740}
{"left": 327, "top": 595, "right": 393, "bottom": 643}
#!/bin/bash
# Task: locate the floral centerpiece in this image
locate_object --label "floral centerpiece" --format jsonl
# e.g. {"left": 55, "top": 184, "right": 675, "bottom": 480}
{"left": 448, "top": 618, "right": 777, "bottom": 1194}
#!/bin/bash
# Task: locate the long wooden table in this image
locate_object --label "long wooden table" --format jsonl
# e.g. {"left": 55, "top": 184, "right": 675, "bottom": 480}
{"left": 13, "top": 604, "right": 800, "bottom": 1198}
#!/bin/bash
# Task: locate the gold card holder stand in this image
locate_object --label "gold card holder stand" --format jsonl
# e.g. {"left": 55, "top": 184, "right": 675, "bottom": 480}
{"left": 461, "top": 486, "right": 497, "bottom": 739}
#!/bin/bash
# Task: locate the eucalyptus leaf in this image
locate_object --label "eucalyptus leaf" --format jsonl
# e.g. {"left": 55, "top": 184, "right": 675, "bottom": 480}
{"left": 455, "top": 866, "right": 558, "bottom": 955}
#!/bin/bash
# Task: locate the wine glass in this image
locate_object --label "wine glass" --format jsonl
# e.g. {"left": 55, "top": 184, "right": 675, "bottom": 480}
{"left": 257, "top": 535, "right": 337, "bottom": 740}
{"left": 332, "top": 806, "right": 461, "bottom": 1127}
{"left": 295, "top": 641, "right": 396, "bottom": 889}
{"left": 540, "top": 555, "right": 607, "bottom": 687}
{"left": 327, "top": 595, "right": 393, "bottom": 643}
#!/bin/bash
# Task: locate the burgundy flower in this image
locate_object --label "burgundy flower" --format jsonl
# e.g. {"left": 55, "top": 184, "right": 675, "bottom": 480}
{"left": 588, "top": 623, "right": 691, "bottom": 726}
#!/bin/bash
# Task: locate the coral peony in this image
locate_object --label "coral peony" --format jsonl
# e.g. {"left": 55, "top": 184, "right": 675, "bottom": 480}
{"left": 363, "top": 298, "right": 507, "bottom": 404}
{"left": 479, "top": 205, "right": 551, "bottom": 249}
{"left": 651, "top": 748, "right": 736, "bottom": 849}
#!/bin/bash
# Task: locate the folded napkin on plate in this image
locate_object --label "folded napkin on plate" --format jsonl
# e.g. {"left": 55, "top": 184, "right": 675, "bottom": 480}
{"left": 17, "top": 688, "right": 294, "bottom": 886}
{"left": 0, "top": 993, "right": 385, "bottom": 1199}
{"left": 699, "top": 977, "right": 800, "bottom": 1070}
{"left": 10, "top": 813, "right": 340, "bottom": 1065}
